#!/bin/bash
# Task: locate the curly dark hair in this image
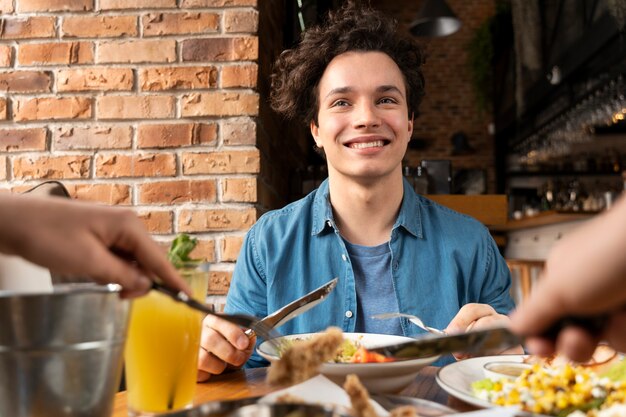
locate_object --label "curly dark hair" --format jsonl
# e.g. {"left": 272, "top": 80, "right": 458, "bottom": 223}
{"left": 270, "top": 1, "right": 425, "bottom": 126}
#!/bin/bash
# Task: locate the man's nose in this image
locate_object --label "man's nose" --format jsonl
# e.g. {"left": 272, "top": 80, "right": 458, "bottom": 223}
{"left": 352, "top": 103, "right": 381, "bottom": 128}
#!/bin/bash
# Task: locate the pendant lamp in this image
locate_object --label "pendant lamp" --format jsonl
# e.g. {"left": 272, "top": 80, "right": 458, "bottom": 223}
{"left": 410, "top": 0, "right": 462, "bottom": 37}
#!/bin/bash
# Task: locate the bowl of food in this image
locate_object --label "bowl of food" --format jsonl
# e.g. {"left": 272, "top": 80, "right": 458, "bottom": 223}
{"left": 482, "top": 361, "right": 532, "bottom": 380}
{"left": 258, "top": 332, "right": 439, "bottom": 394}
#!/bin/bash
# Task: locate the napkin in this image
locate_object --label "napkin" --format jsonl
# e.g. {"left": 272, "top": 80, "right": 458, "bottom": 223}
{"left": 259, "top": 374, "right": 389, "bottom": 416}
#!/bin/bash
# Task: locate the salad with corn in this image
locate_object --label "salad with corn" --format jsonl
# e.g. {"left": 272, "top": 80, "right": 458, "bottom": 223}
{"left": 472, "top": 360, "right": 626, "bottom": 417}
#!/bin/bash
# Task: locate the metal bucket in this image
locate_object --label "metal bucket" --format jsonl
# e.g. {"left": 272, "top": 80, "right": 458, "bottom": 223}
{"left": 0, "top": 283, "right": 131, "bottom": 417}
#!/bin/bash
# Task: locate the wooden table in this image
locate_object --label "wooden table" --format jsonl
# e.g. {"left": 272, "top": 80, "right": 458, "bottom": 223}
{"left": 111, "top": 366, "right": 477, "bottom": 416}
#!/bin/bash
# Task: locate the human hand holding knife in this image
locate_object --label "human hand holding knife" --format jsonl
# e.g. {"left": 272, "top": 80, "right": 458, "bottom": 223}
{"left": 367, "top": 315, "right": 609, "bottom": 361}
{"left": 245, "top": 277, "right": 339, "bottom": 340}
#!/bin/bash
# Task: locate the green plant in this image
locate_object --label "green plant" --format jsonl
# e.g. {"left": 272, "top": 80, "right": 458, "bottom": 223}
{"left": 167, "top": 233, "right": 199, "bottom": 268}
{"left": 467, "top": 1, "right": 511, "bottom": 114}
{"left": 468, "top": 20, "right": 494, "bottom": 113}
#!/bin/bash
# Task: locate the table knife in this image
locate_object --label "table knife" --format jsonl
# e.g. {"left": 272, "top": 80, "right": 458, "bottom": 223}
{"left": 367, "top": 326, "right": 522, "bottom": 360}
{"left": 245, "top": 277, "right": 339, "bottom": 337}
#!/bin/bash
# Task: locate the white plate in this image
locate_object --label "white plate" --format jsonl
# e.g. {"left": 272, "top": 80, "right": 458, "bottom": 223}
{"left": 436, "top": 355, "right": 552, "bottom": 417}
{"left": 258, "top": 332, "right": 440, "bottom": 394}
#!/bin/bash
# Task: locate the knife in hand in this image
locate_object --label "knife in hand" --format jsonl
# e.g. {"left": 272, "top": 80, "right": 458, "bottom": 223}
{"left": 367, "top": 314, "right": 610, "bottom": 360}
{"left": 245, "top": 277, "right": 339, "bottom": 338}
{"left": 367, "top": 326, "right": 522, "bottom": 360}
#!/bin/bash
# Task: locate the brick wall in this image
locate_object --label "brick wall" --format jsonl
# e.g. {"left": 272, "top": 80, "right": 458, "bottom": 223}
{"left": 0, "top": 0, "right": 261, "bottom": 299}
{"left": 372, "top": 0, "right": 498, "bottom": 192}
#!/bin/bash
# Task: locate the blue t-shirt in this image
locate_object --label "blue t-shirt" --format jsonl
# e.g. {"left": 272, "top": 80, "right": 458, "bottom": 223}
{"left": 342, "top": 239, "right": 403, "bottom": 335}
{"left": 225, "top": 178, "right": 515, "bottom": 368}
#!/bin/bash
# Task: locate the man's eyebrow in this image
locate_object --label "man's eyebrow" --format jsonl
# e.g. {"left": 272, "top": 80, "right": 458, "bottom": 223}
{"left": 324, "top": 86, "right": 353, "bottom": 100}
{"left": 324, "top": 85, "right": 404, "bottom": 100}
{"left": 377, "top": 85, "right": 404, "bottom": 96}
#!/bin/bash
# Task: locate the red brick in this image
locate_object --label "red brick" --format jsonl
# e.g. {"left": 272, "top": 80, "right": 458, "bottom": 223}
{"left": 140, "top": 66, "right": 216, "bottom": 91}
{"left": 137, "top": 179, "right": 217, "bottom": 204}
{"left": 97, "top": 40, "right": 176, "bottom": 64}
{"left": 100, "top": 0, "right": 176, "bottom": 9}
{"left": 0, "top": 17, "right": 56, "bottom": 39}
{"left": 67, "top": 183, "right": 131, "bottom": 205}
{"left": 0, "top": 128, "right": 47, "bottom": 152}
{"left": 0, "top": 45, "right": 12, "bottom": 67}
{"left": 142, "top": 12, "right": 219, "bottom": 36}
{"left": 0, "top": 98, "right": 5, "bottom": 119}
{"left": 178, "top": 208, "right": 256, "bottom": 232}
{"left": 0, "top": 71, "right": 51, "bottom": 93}
{"left": 14, "top": 97, "right": 91, "bottom": 121}
{"left": 13, "top": 155, "right": 90, "bottom": 180}
{"left": 190, "top": 239, "right": 216, "bottom": 263}
{"left": 182, "top": 0, "right": 256, "bottom": 6}
{"left": 224, "top": 9, "right": 258, "bottom": 33}
{"left": 181, "top": 92, "right": 258, "bottom": 117}
{"left": 95, "top": 153, "right": 176, "bottom": 178}
{"left": 221, "top": 177, "right": 257, "bottom": 202}
{"left": 222, "top": 64, "right": 257, "bottom": 88}
{"left": 137, "top": 210, "right": 173, "bottom": 234}
{"left": 222, "top": 117, "right": 256, "bottom": 145}
{"left": 0, "top": 0, "right": 14, "bottom": 12}
{"left": 57, "top": 68, "right": 133, "bottom": 92}
{"left": 96, "top": 96, "right": 175, "bottom": 119}
{"left": 181, "top": 37, "right": 257, "bottom": 62}
{"left": 62, "top": 15, "right": 137, "bottom": 38}
{"left": 17, "top": 0, "right": 92, "bottom": 12}
{"left": 52, "top": 125, "right": 132, "bottom": 150}
{"left": 0, "top": 157, "right": 6, "bottom": 181}
{"left": 18, "top": 42, "right": 93, "bottom": 65}
{"left": 220, "top": 235, "right": 243, "bottom": 262}
{"left": 182, "top": 150, "right": 260, "bottom": 174}
{"left": 137, "top": 123, "right": 217, "bottom": 148}
{"left": 207, "top": 270, "right": 231, "bottom": 295}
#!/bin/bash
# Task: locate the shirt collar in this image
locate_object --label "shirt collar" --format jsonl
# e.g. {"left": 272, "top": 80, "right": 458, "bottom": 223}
{"left": 393, "top": 178, "right": 423, "bottom": 238}
{"left": 312, "top": 178, "right": 335, "bottom": 235}
{"left": 311, "top": 177, "right": 423, "bottom": 238}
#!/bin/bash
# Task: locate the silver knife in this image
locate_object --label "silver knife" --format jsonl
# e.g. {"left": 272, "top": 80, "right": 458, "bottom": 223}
{"left": 367, "top": 326, "right": 522, "bottom": 360}
{"left": 245, "top": 277, "right": 338, "bottom": 337}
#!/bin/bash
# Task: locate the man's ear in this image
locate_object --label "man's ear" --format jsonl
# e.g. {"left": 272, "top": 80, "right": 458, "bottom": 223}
{"left": 310, "top": 120, "right": 322, "bottom": 148}
{"left": 408, "top": 113, "right": 414, "bottom": 138}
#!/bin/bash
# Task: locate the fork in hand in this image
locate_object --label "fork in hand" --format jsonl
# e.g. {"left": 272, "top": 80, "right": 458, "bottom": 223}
{"left": 372, "top": 312, "right": 446, "bottom": 335}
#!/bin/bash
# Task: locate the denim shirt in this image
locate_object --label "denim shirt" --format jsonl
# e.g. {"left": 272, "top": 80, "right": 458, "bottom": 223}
{"left": 225, "top": 178, "right": 514, "bottom": 368}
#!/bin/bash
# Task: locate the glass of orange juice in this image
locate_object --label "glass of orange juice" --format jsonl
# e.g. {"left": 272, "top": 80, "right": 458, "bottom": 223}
{"left": 124, "top": 262, "right": 209, "bottom": 416}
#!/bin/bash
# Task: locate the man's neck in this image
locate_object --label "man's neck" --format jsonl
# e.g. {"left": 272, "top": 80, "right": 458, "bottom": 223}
{"left": 327, "top": 172, "right": 404, "bottom": 246}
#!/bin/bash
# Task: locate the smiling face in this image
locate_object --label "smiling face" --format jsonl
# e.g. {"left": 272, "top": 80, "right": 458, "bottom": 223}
{"left": 310, "top": 51, "right": 413, "bottom": 185}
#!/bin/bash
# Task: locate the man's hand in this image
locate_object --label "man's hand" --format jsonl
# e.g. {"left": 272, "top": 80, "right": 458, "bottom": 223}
{"left": 197, "top": 314, "right": 255, "bottom": 382}
{"left": 446, "top": 303, "right": 524, "bottom": 360}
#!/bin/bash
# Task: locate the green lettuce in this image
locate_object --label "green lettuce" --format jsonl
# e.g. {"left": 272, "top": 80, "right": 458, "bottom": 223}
{"left": 471, "top": 377, "right": 495, "bottom": 395}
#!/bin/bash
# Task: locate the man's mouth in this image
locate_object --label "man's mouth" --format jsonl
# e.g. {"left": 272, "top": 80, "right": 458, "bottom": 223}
{"left": 346, "top": 140, "right": 388, "bottom": 149}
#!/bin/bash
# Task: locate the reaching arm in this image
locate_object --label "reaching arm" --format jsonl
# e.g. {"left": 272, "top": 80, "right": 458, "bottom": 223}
{"left": 510, "top": 195, "right": 626, "bottom": 361}
{"left": 0, "top": 193, "right": 189, "bottom": 298}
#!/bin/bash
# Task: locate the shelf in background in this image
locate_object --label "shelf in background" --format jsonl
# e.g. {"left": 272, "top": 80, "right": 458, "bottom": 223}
{"left": 507, "top": 171, "right": 621, "bottom": 177}
{"left": 490, "top": 210, "right": 597, "bottom": 232}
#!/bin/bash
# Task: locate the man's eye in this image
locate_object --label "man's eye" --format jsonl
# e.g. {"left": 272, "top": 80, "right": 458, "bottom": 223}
{"left": 379, "top": 97, "right": 398, "bottom": 104}
{"left": 331, "top": 100, "right": 350, "bottom": 107}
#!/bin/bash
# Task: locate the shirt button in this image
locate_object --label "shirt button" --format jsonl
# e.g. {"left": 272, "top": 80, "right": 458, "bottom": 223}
{"left": 341, "top": 254, "right": 347, "bottom": 261}
{"left": 327, "top": 220, "right": 332, "bottom": 227}
{"left": 345, "top": 310, "right": 353, "bottom": 318}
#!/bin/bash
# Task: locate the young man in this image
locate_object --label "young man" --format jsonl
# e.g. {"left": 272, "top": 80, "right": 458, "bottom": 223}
{"left": 198, "top": 3, "right": 517, "bottom": 380}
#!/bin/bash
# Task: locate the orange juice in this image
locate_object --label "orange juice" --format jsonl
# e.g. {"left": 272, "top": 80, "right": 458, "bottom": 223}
{"left": 125, "top": 265, "right": 208, "bottom": 416}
